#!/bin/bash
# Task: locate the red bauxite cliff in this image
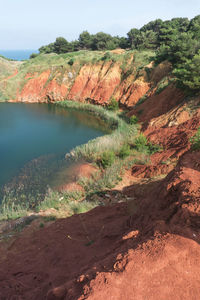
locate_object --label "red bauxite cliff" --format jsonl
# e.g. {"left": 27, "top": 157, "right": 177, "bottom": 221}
{"left": 1, "top": 51, "right": 163, "bottom": 107}
{"left": 16, "top": 62, "right": 149, "bottom": 107}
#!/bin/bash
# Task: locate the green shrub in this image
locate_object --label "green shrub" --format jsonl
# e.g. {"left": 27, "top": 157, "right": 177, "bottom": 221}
{"left": 190, "top": 127, "right": 200, "bottom": 150}
{"left": 101, "top": 52, "right": 111, "bottom": 61}
{"left": 99, "top": 151, "right": 115, "bottom": 168}
{"left": 30, "top": 53, "right": 39, "bottom": 59}
{"left": 119, "top": 144, "right": 131, "bottom": 158}
{"left": 133, "top": 134, "right": 161, "bottom": 154}
{"left": 107, "top": 98, "right": 119, "bottom": 111}
{"left": 43, "top": 216, "right": 56, "bottom": 222}
{"left": 129, "top": 115, "right": 138, "bottom": 124}
{"left": 147, "top": 142, "right": 162, "bottom": 154}
{"left": 134, "top": 134, "right": 148, "bottom": 152}
{"left": 155, "top": 80, "right": 169, "bottom": 94}
{"left": 68, "top": 58, "right": 74, "bottom": 65}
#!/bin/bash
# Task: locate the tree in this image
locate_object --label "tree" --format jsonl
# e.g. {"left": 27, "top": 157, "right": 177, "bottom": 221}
{"left": 158, "top": 18, "right": 189, "bottom": 45}
{"left": 127, "top": 28, "right": 140, "bottom": 49}
{"left": 174, "top": 51, "right": 200, "bottom": 90}
{"left": 39, "top": 43, "right": 55, "bottom": 54}
{"left": 91, "top": 32, "right": 115, "bottom": 50}
{"left": 79, "top": 31, "right": 92, "bottom": 49}
{"left": 118, "top": 37, "right": 129, "bottom": 49}
{"left": 54, "top": 37, "right": 70, "bottom": 54}
{"left": 141, "top": 19, "right": 163, "bottom": 33}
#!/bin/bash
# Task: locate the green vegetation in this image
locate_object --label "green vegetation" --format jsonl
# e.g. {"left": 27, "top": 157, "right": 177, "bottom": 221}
{"left": 30, "top": 53, "right": 39, "bottom": 59}
{"left": 57, "top": 101, "right": 137, "bottom": 162}
{"left": 0, "top": 57, "right": 21, "bottom": 101}
{"left": 68, "top": 58, "right": 74, "bottom": 65}
{"left": 154, "top": 16, "right": 200, "bottom": 91}
{"left": 37, "top": 189, "right": 98, "bottom": 215}
{"left": 99, "top": 151, "right": 116, "bottom": 168}
{"left": 155, "top": 77, "right": 171, "bottom": 94}
{"left": 129, "top": 115, "right": 138, "bottom": 125}
{"left": 35, "top": 16, "right": 197, "bottom": 56}
{"left": 78, "top": 155, "right": 149, "bottom": 198}
{"left": 134, "top": 134, "right": 148, "bottom": 152}
{"left": 37, "top": 32, "right": 128, "bottom": 56}
{"left": 119, "top": 144, "right": 131, "bottom": 158}
{"left": 0, "top": 202, "right": 28, "bottom": 221}
{"left": 133, "top": 133, "right": 162, "bottom": 154}
{"left": 31, "top": 14, "right": 200, "bottom": 94}
{"left": 190, "top": 127, "right": 200, "bottom": 150}
{"left": 107, "top": 97, "right": 119, "bottom": 111}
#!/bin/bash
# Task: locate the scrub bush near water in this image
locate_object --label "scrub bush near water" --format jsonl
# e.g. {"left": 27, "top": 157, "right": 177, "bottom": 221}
{"left": 107, "top": 98, "right": 119, "bottom": 111}
{"left": 99, "top": 151, "right": 116, "bottom": 168}
{"left": 133, "top": 133, "right": 162, "bottom": 154}
{"left": 119, "top": 144, "right": 131, "bottom": 158}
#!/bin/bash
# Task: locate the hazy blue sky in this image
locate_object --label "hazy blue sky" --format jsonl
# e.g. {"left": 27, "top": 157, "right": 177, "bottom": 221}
{"left": 0, "top": 0, "right": 200, "bottom": 50}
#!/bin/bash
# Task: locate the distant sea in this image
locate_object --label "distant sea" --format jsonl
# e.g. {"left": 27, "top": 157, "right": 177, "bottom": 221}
{"left": 0, "top": 49, "right": 38, "bottom": 61}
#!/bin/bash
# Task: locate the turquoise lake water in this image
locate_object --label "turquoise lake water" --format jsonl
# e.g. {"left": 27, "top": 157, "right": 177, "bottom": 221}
{"left": 0, "top": 103, "right": 109, "bottom": 203}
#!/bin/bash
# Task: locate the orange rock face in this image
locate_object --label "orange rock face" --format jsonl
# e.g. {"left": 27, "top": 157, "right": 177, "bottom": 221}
{"left": 18, "top": 70, "right": 69, "bottom": 102}
{"left": 68, "top": 62, "right": 122, "bottom": 104}
{"left": 14, "top": 60, "right": 151, "bottom": 107}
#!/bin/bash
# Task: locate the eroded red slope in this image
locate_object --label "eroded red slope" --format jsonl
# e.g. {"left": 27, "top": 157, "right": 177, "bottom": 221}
{"left": 0, "top": 148, "right": 200, "bottom": 300}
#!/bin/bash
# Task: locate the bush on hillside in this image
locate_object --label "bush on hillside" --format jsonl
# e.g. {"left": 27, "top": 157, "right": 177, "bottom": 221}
{"left": 129, "top": 115, "right": 138, "bottom": 124}
{"left": 119, "top": 144, "right": 131, "bottom": 158}
{"left": 99, "top": 151, "right": 115, "bottom": 168}
{"left": 107, "top": 98, "right": 119, "bottom": 111}
{"left": 68, "top": 58, "right": 74, "bottom": 66}
{"left": 134, "top": 134, "right": 148, "bottom": 152}
{"left": 147, "top": 142, "right": 162, "bottom": 154}
{"left": 30, "top": 53, "right": 39, "bottom": 59}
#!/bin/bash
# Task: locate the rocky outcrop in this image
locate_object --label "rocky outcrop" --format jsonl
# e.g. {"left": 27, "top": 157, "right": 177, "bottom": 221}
{"left": 1, "top": 52, "right": 171, "bottom": 108}
{"left": 16, "top": 60, "right": 151, "bottom": 107}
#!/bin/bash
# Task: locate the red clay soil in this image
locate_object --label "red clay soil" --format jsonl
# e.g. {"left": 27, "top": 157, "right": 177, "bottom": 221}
{"left": 131, "top": 111, "right": 200, "bottom": 179}
{"left": 0, "top": 150, "right": 200, "bottom": 300}
{"left": 129, "top": 84, "right": 184, "bottom": 126}
{"left": 56, "top": 163, "right": 97, "bottom": 192}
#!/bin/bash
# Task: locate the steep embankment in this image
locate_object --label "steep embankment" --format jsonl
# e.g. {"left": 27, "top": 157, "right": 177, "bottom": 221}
{"left": 0, "top": 50, "right": 200, "bottom": 299}
{"left": 0, "top": 50, "right": 167, "bottom": 107}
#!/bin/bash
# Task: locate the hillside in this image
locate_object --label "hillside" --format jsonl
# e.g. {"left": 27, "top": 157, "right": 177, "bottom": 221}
{"left": 0, "top": 50, "right": 158, "bottom": 106}
{"left": 0, "top": 48, "right": 200, "bottom": 299}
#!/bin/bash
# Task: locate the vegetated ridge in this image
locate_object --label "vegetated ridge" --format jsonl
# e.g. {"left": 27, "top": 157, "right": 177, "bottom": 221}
{"left": 0, "top": 16, "right": 200, "bottom": 300}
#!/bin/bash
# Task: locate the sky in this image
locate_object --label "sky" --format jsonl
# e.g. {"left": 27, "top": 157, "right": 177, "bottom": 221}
{"left": 0, "top": 0, "right": 200, "bottom": 50}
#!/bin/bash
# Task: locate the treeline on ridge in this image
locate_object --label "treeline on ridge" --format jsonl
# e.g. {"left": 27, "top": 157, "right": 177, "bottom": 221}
{"left": 31, "top": 15, "right": 200, "bottom": 91}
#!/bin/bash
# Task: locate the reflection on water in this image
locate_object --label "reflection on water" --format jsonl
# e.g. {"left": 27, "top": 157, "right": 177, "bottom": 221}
{"left": 0, "top": 103, "right": 111, "bottom": 205}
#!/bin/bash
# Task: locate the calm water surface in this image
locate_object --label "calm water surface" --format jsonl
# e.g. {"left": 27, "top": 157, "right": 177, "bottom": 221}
{"left": 0, "top": 49, "right": 38, "bottom": 60}
{"left": 0, "top": 103, "right": 110, "bottom": 203}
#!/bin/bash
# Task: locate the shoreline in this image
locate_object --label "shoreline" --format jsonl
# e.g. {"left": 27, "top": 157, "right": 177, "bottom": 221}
{"left": 0, "top": 100, "right": 139, "bottom": 221}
